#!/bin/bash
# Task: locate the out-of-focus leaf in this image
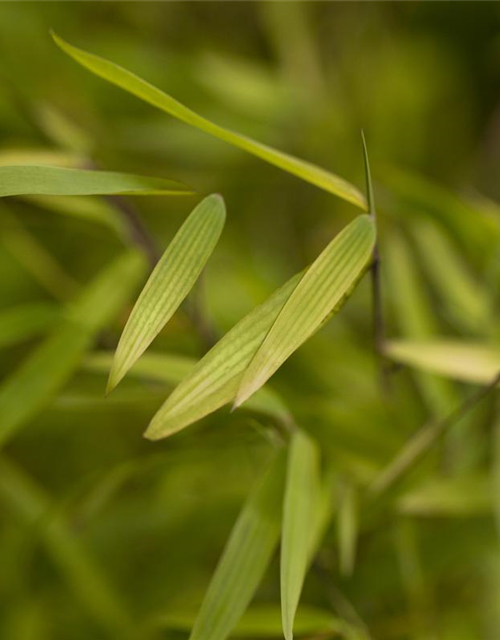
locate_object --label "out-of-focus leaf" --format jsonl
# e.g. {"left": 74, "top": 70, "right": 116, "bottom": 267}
{"left": 188, "top": 450, "right": 286, "bottom": 640}
{"left": 281, "top": 429, "right": 321, "bottom": 640}
{"left": 0, "top": 456, "right": 134, "bottom": 638}
{"left": 397, "top": 475, "right": 491, "bottom": 517}
{"left": 386, "top": 340, "right": 500, "bottom": 385}
{"left": 157, "top": 604, "right": 345, "bottom": 638}
{"left": 107, "top": 194, "right": 226, "bottom": 393}
{"left": 0, "top": 165, "right": 193, "bottom": 197}
{"left": 337, "top": 479, "right": 358, "bottom": 577}
{"left": 52, "top": 33, "right": 366, "bottom": 209}
{"left": 0, "top": 302, "right": 60, "bottom": 349}
{"left": 411, "top": 220, "right": 491, "bottom": 334}
{"left": 0, "top": 251, "right": 146, "bottom": 447}
{"left": 0, "top": 147, "right": 82, "bottom": 168}
{"left": 144, "top": 272, "right": 302, "bottom": 440}
{"left": 1, "top": 205, "right": 79, "bottom": 299}
{"left": 234, "top": 215, "right": 375, "bottom": 408}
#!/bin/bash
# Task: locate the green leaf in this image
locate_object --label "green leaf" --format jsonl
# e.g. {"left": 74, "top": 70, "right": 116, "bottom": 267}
{"left": 51, "top": 33, "right": 366, "bottom": 209}
{"left": 281, "top": 429, "right": 321, "bottom": 640}
{"left": 189, "top": 450, "right": 286, "bottom": 640}
{"left": 157, "top": 604, "right": 344, "bottom": 638}
{"left": 337, "top": 479, "right": 358, "bottom": 577}
{"left": 0, "top": 251, "right": 146, "bottom": 448}
{"left": 0, "top": 456, "right": 134, "bottom": 638}
{"left": 0, "top": 302, "right": 60, "bottom": 349}
{"left": 144, "top": 271, "right": 302, "bottom": 440}
{"left": 234, "top": 215, "right": 375, "bottom": 407}
{"left": 386, "top": 339, "right": 500, "bottom": 385}
{"left": 107, "top": 194, "right": 226, "bottom": 393}
{"left": 0, "top": 165, "right": 193, "bottom": 197}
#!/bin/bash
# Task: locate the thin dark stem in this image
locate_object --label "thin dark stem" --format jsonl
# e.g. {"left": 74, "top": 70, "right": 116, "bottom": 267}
{"left": 370, "top": 370, "right": 500, "bottom": 496}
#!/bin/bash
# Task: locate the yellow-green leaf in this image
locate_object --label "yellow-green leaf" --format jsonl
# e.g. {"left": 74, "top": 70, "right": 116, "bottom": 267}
{"left": 281, "top": 429, "right": 321, "bottom": 640}
{"left": 0, "top": 303, "right": 60, "bottom": 350}
{"left": 107, "top": 194, "right": 226, "bottom": 393}
{"left": 52, "top": 32, "right": 365, "bottom": 209}
{"left": 0, "top": 251, "right": 146, "bottom": 448}
{"left": 189, "top": 450, "right": 286, "bottom": 640}
{"left": 144, "top": 272, "right": 302, "bottom": 440}
{"left": 386, "top": 339, "right": 500, "bottom": 386}
{"left": 234, "top": 215, "right": 375, "bottom": 407}
{"left": 0, "top": 165, "right": 193, "bottom": 197}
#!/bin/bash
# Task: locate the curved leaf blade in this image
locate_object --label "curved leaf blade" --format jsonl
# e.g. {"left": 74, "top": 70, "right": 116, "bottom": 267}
{"left": 235, "top": 215, "right": 375, "bottom": 407}
{"left": 189, "top": 450, "right": 286, "bottom": 640}
{"left": 52, "top": 33, "right": 366, "bottom": 209}
{"left": 0, "top": 165, "right": 193, "bottom": 198}
{"left": 281, "top": 430, "right": 320, "bottom": 640}
{"left": 107, "top": 194, "right": 226, "bottom": 392}
{"left": 144, "top": 271, "right": 301, "bottom": 440}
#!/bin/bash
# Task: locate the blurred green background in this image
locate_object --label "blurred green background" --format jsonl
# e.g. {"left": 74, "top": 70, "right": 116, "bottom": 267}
{"left": 1, "top": 3, "right": 500, "bottom": 640}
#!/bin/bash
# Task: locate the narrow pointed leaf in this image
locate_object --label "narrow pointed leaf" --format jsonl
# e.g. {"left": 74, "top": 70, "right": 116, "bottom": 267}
{"left": 0, "top": 303, "right": 60, "bottom": 349}
{"left": 144, "top": 271, "right": 302, "bottom": 440}
{"left": 337, "top": 480, "right": 358, "bottom": 577}
{"left": 281, "top": 429, "right": 321, "bottom": 640}
{"left": 235, "top": 215, "right": 375, "bottom": 407}
{"left": 52, "top": 33, "right": 366, "bottom": 209}
{"left": 0, "top": 165, "right": 193, "bottom": 198}
{"left": 107, "top": 194, "right": 226, "bottom": 392}
{"left": 386, "top": 339, "right": 500, "bottom": 385}
{"left": 189, "top": 450, "right": 286, "bottom": 640}
{"left": 0, "top": 252, "right": 146, "bottom": 448}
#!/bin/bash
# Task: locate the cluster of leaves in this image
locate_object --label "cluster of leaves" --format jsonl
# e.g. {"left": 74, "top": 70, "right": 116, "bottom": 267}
{"left": 1, "top": 5, "right": 500, "bottom": 640}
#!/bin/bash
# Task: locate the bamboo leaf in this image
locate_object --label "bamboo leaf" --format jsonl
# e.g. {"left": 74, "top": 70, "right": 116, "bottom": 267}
{"left": 281, "top": 429, "right": 321, "bottom": 640}
{"left": 337, "top": 479, "right": 358, "bottom": 577}
{"left": 107, "top": 194, "right": 226, "bottom": 393}
{"left": 189, "top": 450, "right": 286, "bottom": 640}
{"left": 234, "top": 215, "right": 375, "bottom": 408}
{"left": 0, "top": 251, "right": 146, "bottom": 448}
{"left": 144, "top": 271, "right": 302, "bottom": 440}
{"left": 51, "top": 33, "right": 366, "bottom": 209}
{"left": 386, "top": 339, "right": 500, "bottom": 385}
{"left": 0, "top": 165, "right": 193, "bottom": 197}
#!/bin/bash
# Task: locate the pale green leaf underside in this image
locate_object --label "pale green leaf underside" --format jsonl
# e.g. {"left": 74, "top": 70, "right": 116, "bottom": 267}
{"left": 386, "top": 339, "right": 500, "bottom": 385}
{"left": 281, "top": 430, "right": 321, "bottom": 640}
{"left": 235, "top": 215, "right": 375, "bottom": 407}
{"left": 0, "top": 252, "right": 146, "bottom": 448}
{"left": 0, "top": 165, "right": 193, "bottom": 198}
{"left": 189, "top": 450, "right": 286, "bottom": 640}
{"left": 107, "top": 194, "right": 226, "bottom": 393}
{"left": 145, "top": 271, "right": 302, "bottom": 440}
{"left": 52, "top": 33, "right": 366, "bottom": 209}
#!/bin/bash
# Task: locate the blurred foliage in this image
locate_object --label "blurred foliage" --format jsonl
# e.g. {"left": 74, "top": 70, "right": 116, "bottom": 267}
{"left": 1, "top": 3, "right": 500, "bottom": 640}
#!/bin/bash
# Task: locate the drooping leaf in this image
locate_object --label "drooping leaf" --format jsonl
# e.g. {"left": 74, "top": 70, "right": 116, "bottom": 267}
{"left": 107, "top": 194, "right": 226, "bottom": 393}
{"left": 0, "top": 251, "right": 146, "bottom": 448}
{"left": 52, "top": 33, "right": 366, "bottom": 209}
{"left": 0, "top": 165, "right": 193, "bottom": 198}
{"left": 188, "top": 449, "right": 286, "bottom": 640}
{"left": 281, "top": 429, "right": 321, "bottom": 640}
{"left": 234, "top": 215, "right": 375, "bottom": 407}
{"left": 386, "top": 340, "right": 500, "bottom": 386}
{"left": 144, "top": 271, "right": 302, "bottom": 440}
{"left": 0, "top": 302, "right": 60, "bottom": 349}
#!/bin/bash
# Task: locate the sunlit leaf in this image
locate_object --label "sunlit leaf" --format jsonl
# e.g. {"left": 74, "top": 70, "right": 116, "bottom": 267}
{"left": 189, "top": 449, "right": 286, "bottom": 640}
{"left": 0, "top": 251, "right": 146, "bottom": 448}
{"left": 234, "top": 215, "right": 375, "bottom": 407}
{"left": 52, "top": 33, "right": 366, "bottom": 209}
{"left": 337, "top": 479, "right": 358, "bottom": 577}
{"left": 386, "top": 339, "right": 500, "bottom": 386}
{"left": 107, "top": 194, "right": 226, "bottom": 392}
{"left": 281, "top": 429, "right": 321, "bottom": 640}
{"left": 0, "top": 165, "right": 193, "bottom": 197}
{"left": 144, "top": 271, "right": 302, "bottom": 440}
